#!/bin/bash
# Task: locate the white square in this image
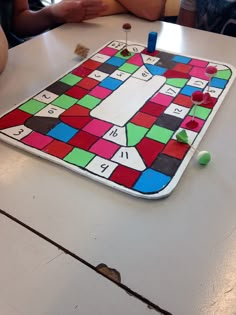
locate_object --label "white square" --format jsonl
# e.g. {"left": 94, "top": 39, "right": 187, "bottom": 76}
{"left": 0, "top": 125, "right": 32, "bottom": 140}
{"left": 132, "top": 66, "right": 152, "bottom": 81}
{"left": 164, "top": 103, "right": 190, "bottom": 119}
{"left": 34, "top": 90, "right": 58, "bottom": 104}
{"left": 203, "top": 86, "right": 223, "bottom": 98}
{"left": 86, "top": 156, "right": 118, "bottom": 178}
{"left": 35, "top": 104, "right": 65, "bottom": 118}
{"left": 88, "top": 70, "right": 109, "bottom": 82}
{"left": 91, "top": 53, "right": 110, "bottom": 63}
{"left": 110, "top": 70, "right": 131, "bottom": 82}
{"left": 159, "top": 84, "right": 180, "bottom": 97}
{"left": 142, "top": 54, "right": 160, "bottom": 65}
{"left": 108, "top": 41, "right": 126, "bottom": 50}
{"left": 187, "top": 76, "right": 208, "bottom": 89}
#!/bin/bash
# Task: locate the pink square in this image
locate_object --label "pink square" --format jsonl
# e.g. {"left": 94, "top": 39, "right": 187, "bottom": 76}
{"left": 99, "top": 47, "right": 117, "bottom": 56}
{"left": 128, "top": 54, "right": 143, "bottom": 66}
{"left": 89, "top": 138, "right": 119, "bottom": 159}
{"left": 189, "top": 66, "right": 209, "bottom": 80}
{"left": 22, "top": 132, "right": 53, "bottom": 149}
{"left": 90, "top": 86, "right": 112, "bottom": 99}
{"left": 150, "top": 93, "right": 173, "bottom": 107}
{"left": 190, "top": 59, "right": 208, "bottom": 68}
{"left": 181, "top": 116, "right": 204, "bottom": 132}
{"left": 83, "top": 119, "right": 112, "bottom": 136}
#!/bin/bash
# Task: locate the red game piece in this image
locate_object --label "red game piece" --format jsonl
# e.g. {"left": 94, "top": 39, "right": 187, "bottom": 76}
{"left": 186, "top": 91, "right": 204, "bottom": 129}
{"left": 204, "top": 65, "right": 218, "bottom": 104}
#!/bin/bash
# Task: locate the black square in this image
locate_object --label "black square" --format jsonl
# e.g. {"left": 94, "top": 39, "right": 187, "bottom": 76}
{"left": 151, "top": 153, "right": 181, "bottom": 176}
{"left": 156, "top": 51, "right": 177, "bottom": 69}
{"left": 155, "top": 113, "right": 182, "bottom": 131}
{"left": 46, "top": 81, "right": 71, "bottom": 95}
{"left": 97, "top": 63, "right": 118, "bottom": 74}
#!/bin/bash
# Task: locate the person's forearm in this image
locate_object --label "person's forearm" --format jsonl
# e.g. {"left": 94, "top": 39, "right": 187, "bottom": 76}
{"left": 117, "top": 0, "right": 166, "bottom": 21}
{"left": 100, "top": 0, "right": 127, "bottom": 16}
{"left": 0, "top": 27, "right": 8, "bottom": 74}
{"left": 13, "top": 6, "right": 57, "bottom": 37}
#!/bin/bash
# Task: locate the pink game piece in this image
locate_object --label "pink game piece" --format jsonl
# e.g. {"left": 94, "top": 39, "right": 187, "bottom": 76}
{"left": 205, "top": 66, "right": 218, "bottom": 78}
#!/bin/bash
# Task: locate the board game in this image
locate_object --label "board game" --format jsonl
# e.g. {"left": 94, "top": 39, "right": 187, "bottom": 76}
{"left": 0, "top": 40, "right": 235, "bottom": 199}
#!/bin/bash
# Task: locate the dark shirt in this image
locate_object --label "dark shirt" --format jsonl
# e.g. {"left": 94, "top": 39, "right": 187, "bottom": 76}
{"left": 0, "top": 0, "right": 24, "bottom": 47}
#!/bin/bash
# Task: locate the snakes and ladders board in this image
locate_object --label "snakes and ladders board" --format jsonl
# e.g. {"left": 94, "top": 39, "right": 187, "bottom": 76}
{"left": 0, "top": 40, "right": 235, "bottom": 198}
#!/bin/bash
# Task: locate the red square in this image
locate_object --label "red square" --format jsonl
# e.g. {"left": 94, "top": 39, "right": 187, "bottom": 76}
{"left": 43, "top": 140, "right": 73, "bottom": 158}
{"left": 174, "top": 94, "right": 192, "bottom": 108}
{"left": 131, "top": 112, "right": 156, "bottom": 128}
{"left": 65, "top": 86, "right": 88, "bottom": 99}
{"left": 172, "top": 63, "right": 192, "bottom": 73}
{"left": 162, "top": 140, "right": 189, "bottom": 159}
{"left": 62, "top": 104, "right": 90, "bottom": 117}
{"left": 201, "top": 96, "right": 217, "bottom": 109}
{"left": 69, "top": 130, "right": 98, "bottom": 150}
{"left": 77, "top": 77, "right": 99, "bottom": 90}
{"left": 0, "top": 109, "right": 31, "bottom": 130}
{"left": 141, "top": 101, "right": 165, "bottom": 117}
{"left": 82, "top": 59, "right": 101, "bottom": 70}
{"left": 110, "top": 165, "right": 141, "bottom": 188}
{"left": 136, "top": 137, "right": 164, "bottom": 167}
{"left": 72, "top": 66, "right": 92, "bottom": 78}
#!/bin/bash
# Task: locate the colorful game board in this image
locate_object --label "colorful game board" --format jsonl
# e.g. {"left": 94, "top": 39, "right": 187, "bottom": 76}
{"left": 0, "top": 40, "right": 235, "bottom": 198}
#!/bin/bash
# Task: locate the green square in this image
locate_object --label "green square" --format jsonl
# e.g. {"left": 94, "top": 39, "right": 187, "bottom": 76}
{"left": 52, "top": 94, "right": 77, "bottom": 109}
{"left": 146, "top": 125, "right": 174, "bottom": 144}
{"left": 78, "top": 95, "right": 101, "bottom": 109}
{"left": 115, "top": 51, "right": 134, "bottom": 60}
{"left": 166, "top": 78, "right": 188, "bottom": 88}
{"left": 119, "top": 63, "right": 139, "bottom": 74}
{"left": 189, "top": 106, "right": 211, "bottom": 120}
{"left": 19, "top": 99, "right": 47, "bottom": 115}
{"left": 215, "top": 69, "right": 231, "bottom": 80}
{"left": 60, "top": 73, "right": 82, "bottom": 86}
{"left": 64, "top": 148, "right": 95, "bottom": 167}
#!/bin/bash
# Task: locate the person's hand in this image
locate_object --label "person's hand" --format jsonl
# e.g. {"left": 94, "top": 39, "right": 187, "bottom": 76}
{"left": 50, "top": 0, "right": 108, "bottom": 24}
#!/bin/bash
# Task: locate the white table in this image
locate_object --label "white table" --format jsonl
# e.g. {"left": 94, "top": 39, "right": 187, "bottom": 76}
{"left": 0, "top": 15, "right": 236, "bottom": 315}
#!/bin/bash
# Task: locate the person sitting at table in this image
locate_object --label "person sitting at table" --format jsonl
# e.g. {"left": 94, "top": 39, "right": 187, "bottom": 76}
{"left": 0, "top": 26, "right": 8, "bottom": 74}
{"left": 178, "top": 0, "right": 236, "bottom": 37}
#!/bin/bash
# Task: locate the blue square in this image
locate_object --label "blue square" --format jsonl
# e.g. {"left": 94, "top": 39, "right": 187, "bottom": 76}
{"left": 47, "top": 122, "right": 78, "bottom": 142}
{"left": 134, "top": 168, "right": 171, "bottom": 194}
{"left": 146, "top": 65, "right": 166, "bottom": 75}
{"left": 181, "top": 85, "right": 202, "bottom": 96}
{"left": 172, "top": 55, "right": 191, "bottom": 64}
{"left": 106, "top": 56, "right": 126, "bottom": 67}
{"left": 100, "top": 77, "right": 122, "bottom": 90}
{"left": 211, "top": 77, "right": 227, "bottom": 89}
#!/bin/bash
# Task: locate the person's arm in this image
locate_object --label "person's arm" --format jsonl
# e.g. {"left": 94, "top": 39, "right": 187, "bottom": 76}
{"left": 99, "top": 0, "right": 127, "bottom": 16}
{"left": 115, "top": 0, "right": 166, "bottom": 21}
{"left": 12, "top": 0, "right": 107, "bottom": 37}
{"left": 0, "top": 26, "right": 8, "bottom": 74}
{"left": 177, "top": 0, "right": 196, "bottom": 28}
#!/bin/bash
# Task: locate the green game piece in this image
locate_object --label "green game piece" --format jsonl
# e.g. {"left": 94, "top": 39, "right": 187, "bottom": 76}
{"left": 52, "top": 94, "right": 77, "bottom": 109}
{"left": 119, "top": 63, "right": 139, "bottom": 74}
{"left": 146, "top": 125, "right": 173, "bottom": 144}
{"left": 64, "top": 148, "right": 95, "bottom": 167}
{"left": 176, "top": 130, "right": 189, "bottom": 144}
{"left": 127, "top": 123, "right": 148, "bottom": 146}
{"left": 197, "top": 151, "right": 211, "bottom": 165}
{"left": 60, "top": 74, "right": 82, "bottom": 86}
{"left": 78, "top": 95, "right": 101, "bottom": 109}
